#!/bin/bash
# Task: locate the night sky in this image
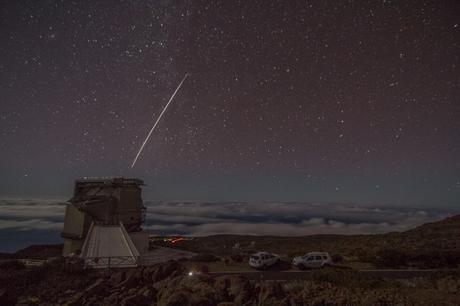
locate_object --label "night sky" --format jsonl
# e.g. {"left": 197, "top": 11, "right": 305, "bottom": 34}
{"left": 1, "top": 0, "right": 459, "bottom": 207}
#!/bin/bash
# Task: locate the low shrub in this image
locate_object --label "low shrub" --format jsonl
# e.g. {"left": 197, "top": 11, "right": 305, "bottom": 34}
{"left": 0, "top": 260, "right": 25, "bottom": 271}
{"left": 351, "top": 247, "right": 377, "bottom": 263}
{"left": 331, "top": 254, "right": 343, "bottom": 263}
{"left": 230, "top": 254, "right": 244, "bottom": 263}
{"left": 310, "top": 268, "right": 390, "bottom": 289}
{"left": 309, "top": 268, "right": 365, "bottom": 285}
{"left": 373, "top": 249, "right": 460, "bottom": 269}
{"left": 189, "top": 253, "right": 220, "bottom": 262}
{"left": 375, "top": 249, "right": 408, "bottom": 268}
{"left": 411, "top": 250, "right": 460, "bottom": 269}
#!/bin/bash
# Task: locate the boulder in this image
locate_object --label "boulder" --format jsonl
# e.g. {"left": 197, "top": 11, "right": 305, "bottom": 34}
{"left": 116, "top": 269, "right": 142, "bottom": 289}
{"left": 84, "top": 278, "right": 107, "bottom": 296}
{"left": 108, "top": 270, "right": 126, "bottom": 286}
{"left": 231, "top": 276, "right": 252, "bottom": 302}
{"left": 0, "top": 289, "right": 18, "bottom": 306}
{"left": 64, "top": 291, "right": 85, "bottom": 306}
{"left": 158, "top": 290, "right": 190, "bottom": 306}
{"left": 188, "top": 281, "right": 219, "bottom": 306}
{"left": 436, "top": 277, "right": 459, "bottom": 293}
{"left": 155, "top": 275, "right": 186, "bottom": 303}
{"left": 120, "top": 293, "right": 150, "bottom": 306}
{"left": 152, "top": 261, "right": 185, "bottom": 283}
{"left": 257, "top": 281, "right": 288, "bottom": 306}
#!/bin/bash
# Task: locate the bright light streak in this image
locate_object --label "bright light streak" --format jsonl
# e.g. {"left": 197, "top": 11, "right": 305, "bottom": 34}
{"left": 131, "top": 73, "right": 190, "bottom": 168}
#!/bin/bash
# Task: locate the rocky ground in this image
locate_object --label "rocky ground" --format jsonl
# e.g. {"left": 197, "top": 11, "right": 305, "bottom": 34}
{"left": 0, "top": 245, "right": 62, "bottom": 260}
{"left": 1, "top": 258, "right": 459, "bottom": 306}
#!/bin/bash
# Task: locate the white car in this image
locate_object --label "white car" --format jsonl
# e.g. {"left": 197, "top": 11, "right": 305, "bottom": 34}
{"left": 249, "top": 251, "right": 279, "bottom": 269}
{"left": 292, "top": 252, "right": 332, "bottom": 269}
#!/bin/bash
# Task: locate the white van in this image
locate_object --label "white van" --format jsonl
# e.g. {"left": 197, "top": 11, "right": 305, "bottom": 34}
{"left": 292, "top": 252, "right": 332, "bottom": 269}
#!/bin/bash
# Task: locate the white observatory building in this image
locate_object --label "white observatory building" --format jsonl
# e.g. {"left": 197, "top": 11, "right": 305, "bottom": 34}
{"left": 61, "top": 177, "right": 149, "bottom": 268}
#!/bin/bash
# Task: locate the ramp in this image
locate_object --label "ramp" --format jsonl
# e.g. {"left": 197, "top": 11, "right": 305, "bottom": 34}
{"left": 80, "top": 222, "right": 140, "bottom": 268}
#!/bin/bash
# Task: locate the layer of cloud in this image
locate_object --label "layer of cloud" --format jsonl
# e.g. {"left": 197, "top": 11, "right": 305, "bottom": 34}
{"left": 0, "top": 199, "right": 455, "bottom": 252}
{"left": 0, "top": 199, "right": 68, "bottom": 252}
{"left": 143, "top": 201, "right": 452, "bottom": 236}
{"left": 0, "top": 219, "right": 63, "bottom": 231}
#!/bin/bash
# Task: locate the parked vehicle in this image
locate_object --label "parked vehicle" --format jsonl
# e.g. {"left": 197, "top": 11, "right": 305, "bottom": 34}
{"left": 292, "top": 252, "right": 332, "bottom": 269}
{"left": 249, "top": 251, "right": 279, "bottom": 269}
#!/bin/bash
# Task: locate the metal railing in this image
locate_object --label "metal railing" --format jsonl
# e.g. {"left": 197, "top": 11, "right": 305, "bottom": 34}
{"left": 84, "top": 256, "right": 139, "bottom": 268}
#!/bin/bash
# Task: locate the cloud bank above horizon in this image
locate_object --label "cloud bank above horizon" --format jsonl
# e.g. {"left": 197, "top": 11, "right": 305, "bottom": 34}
{"left": 0, "top": 198, "right": 455, "bottom": 252}
{"left": 144, "top": 201, "right": 453, "bottom": 236}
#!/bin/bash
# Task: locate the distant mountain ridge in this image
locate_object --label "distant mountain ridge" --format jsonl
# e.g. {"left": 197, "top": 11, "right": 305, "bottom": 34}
{"left": 388, "top": 213, "right": 460, "bottom": 252}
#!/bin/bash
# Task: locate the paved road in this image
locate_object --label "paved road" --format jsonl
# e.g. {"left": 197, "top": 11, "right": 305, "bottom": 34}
{"left": 209, "top": 269, "right": 454, "bottom": 280}
{"left": 5, "top": 250, "right": 457, "bottom": 280}
{"left": 140, "top": 247, "right": 196, "bottom": 265}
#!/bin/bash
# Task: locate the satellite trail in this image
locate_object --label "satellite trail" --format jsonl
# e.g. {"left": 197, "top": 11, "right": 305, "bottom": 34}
{"left": 131, "top": 73, "right": 190, "bottom": 168}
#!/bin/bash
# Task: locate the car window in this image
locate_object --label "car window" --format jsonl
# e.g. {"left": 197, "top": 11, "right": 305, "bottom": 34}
{"left": 321, "top": 255, "right": 327, "bottom": 260}
{"left": 251, "top": 255, "right": 259, "bottom": 260}
{"left": 315, "top": 256, "right": 322, "bottom": 260}
{"left": 306, "top": 256, "right": 313, "bottom": 261}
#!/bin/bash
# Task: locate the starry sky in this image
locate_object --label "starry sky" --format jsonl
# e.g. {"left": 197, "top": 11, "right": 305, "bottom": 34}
{"left": 1, "top": 0, "right": 459, "bottom": 207}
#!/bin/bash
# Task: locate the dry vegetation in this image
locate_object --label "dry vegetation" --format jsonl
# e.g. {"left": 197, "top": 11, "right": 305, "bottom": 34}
{"left": 157, "top": 215, "right": 460, "bottom": 269}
